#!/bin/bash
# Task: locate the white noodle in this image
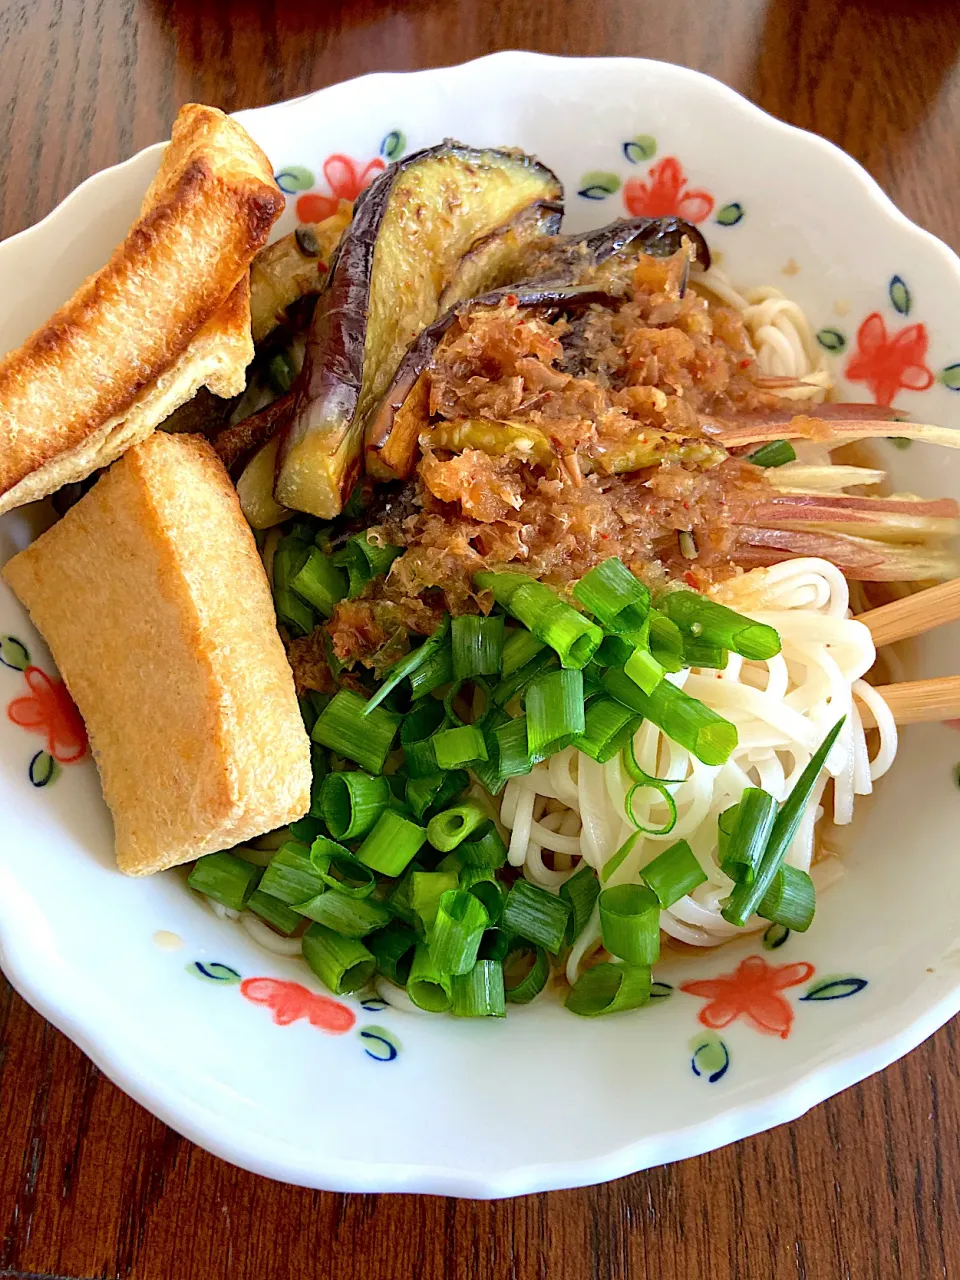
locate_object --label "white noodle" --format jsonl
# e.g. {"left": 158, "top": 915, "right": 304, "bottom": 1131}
{"left": 239, "top": 912, "right": 303, "bottom": 957}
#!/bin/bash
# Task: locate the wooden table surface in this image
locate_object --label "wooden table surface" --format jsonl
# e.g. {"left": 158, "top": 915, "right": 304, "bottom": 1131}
{"left": 2, "top": 2, "right": 960, "bottom": 1277}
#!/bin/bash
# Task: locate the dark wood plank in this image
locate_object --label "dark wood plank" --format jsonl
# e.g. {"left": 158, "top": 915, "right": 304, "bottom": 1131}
{"left": 1, "top": 1, "right": 960, "bottom": 1277}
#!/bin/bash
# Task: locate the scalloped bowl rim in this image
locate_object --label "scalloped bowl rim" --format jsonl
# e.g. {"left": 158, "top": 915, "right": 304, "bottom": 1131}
{"left": 1, "top": 53, "right": 959, "bottom": 1197}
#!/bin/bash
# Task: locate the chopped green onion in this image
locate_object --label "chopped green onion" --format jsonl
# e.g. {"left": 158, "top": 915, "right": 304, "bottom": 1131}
{"left": 526, "top": 668, "right": 585, "bottom": 757}
{"left": 560, "top": 864, "right": 600, "bottom": 944}
{"left": 289, "top": 547, "right": 347, "bottom": 617}
{"left": 268, "top": 349, "right": 296, "bottom": 394}
{"left": 459, "top": 866, "right": 504, "bottom": 924}
{"left": 723, "top": 718, "right": 844, "bottom": 926}
{"left": 720, "top": 788, "right": 776, "bottom": 886}
{"left": 412, "top": 869, "right": 460, "bottom": 932}
{"left": 289, "top": 814, "right": 325, "bottom": 845}
{"left": 648, "top": 611, "right": 685, "bottom": 672}
{"left": 574, "top": 697, "right": 642, "bottom": 763}
{"left": 479, "top": 927, "right": 513, "bottom": 961}
{"left": 459, "top": 822, "right": 508, "bottom": 869}
{"left": 426, "top": 801, "right": 489, "bottom": 852}
{"left": 452, "top": 614, "right": 504, "bottom": 680}
{"left": 366, "top": 920, "right": 418, "bottom": 985}
{"left": 312, "top": 689, "right": 400, "bottom": 774}
{"left": 400, "top": 698, "right": 446, "bottom": 776}
{"left": 385, "top": 861, "right": 424, "bottom": 927}
{"left": 746, "top": 439, "right": 797, "bottom": 468}
{"left": 500, "top": 879, "right": 572, "bottom": 954}
{"left": 407, "top": 943, "right": 453, "bottom": 1011}
{"left": 302, "top": 923, "right": 375, "bottom": 994}
{"left": 621, "top": 741, "right": 680, "bottom": 836}
{"left": 299, "top": 690, "right": 328, "bottom": 736}
{"left": 503, "top": 942, "right": 549, "bottom": 1004}
{"left": 624, "top": 643, "right": 665, "bottom": 695}
{"left": 758, "top": 864, "right": 816, "bottom": 931}
{"left": 356, "top": 809, "right": 427, "bottom": 876}
{"left": 429, "top": 890, "right": 489, "bottom": 975}
{"left": 565, "top": 962, "right": 652, "bottom": 1016}
{"left": 259, "top": 839, "right": 326, "bottom": 905}
{"left": 603, "top": 669, "right": 738, "bottom": 766}
{"left": 598, "top": 883, "right": 661, "bottom": 964}
{"left": 717, "top": 803, "right": 739, "bottom": 870}
{"left": 639, "top": 839, "right": 707, "bottom": 907}
{"left": 320, "top": 770, "right": 390, "bottom": 840}
{"left": 601, "top": 831, "right": 639, "bottom": 884}
{"left": 272, "top": 538, "right": 315, "bottom": 636}
{"left": 492, "top": 648, "right": 557, "bottom": 708}
{"left": 297, "top": 889, "right": 392, "bottom": 937}
{"left": 451, "top": 960, "right": 506, "bottom": 1017}
{"left": 659, "top": 590, "right": 781, "bottom": 661}
{"left": 188, "top": 849, "right": 261, "bottom": 911}
{"left": 363, "top": 615, "right": 450, "bottom": 715}
{"left": 501, "top": 627, "right": 545, "bottom": 677}
{"left": 682, "top": 637, "right": 728, "bottom": 670}
{"left": 595, "top": 634, "right": 636, "bottom": 668}
{"left": 573, "top": 557, "right": 651, "bottom": 633}
{"left": 310, "top": 838, "right": 377, "bottom": 898}
{"left": 246, "top": 889, "right": 302, "bottom": 936}
{"left": 432, "top": 725, "right": 488, "bottom": 769}
{"left": 434, "top": 850, "right": 465, "bottom": 877}
{"left": 405, "top": 769, "right": 469, "bottom": 821}
{"left": 476, "top": 572, "right": 602, "bottom": 669}
{"left": 408, "top": 643, "right": 454, "bottom": 700}
{"left": 333, "top": 532, "right": 402, "bottom": 597}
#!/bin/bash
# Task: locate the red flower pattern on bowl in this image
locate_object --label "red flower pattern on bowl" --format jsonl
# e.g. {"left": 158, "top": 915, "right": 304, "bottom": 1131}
{"left": 296, "top": 154, "right": 386, "bottom": 223}
{"left": 623, "top": 157, "right": 714, "bottom": 223}
{"left": 680, "top": 954, "right": 815, "bottom": 1039}
{"left": 844, "top": 312, "right": 934, "bottom": 407}
{"left": 240, "top": 977, "right": 356, "bottom": 1034}
{"left": 7, "top": 666, "right": 87, "bottom": 764}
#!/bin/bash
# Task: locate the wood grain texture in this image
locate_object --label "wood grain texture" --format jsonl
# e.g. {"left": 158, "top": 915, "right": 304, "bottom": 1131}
{"left": 2, "top": 1, "right": 960, "bottom": 1277}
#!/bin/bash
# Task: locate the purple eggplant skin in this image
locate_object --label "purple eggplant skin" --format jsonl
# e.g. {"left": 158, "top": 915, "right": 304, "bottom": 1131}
{"left": 437, "top": 199, "right": 564, "bottom": 313}
{"left": 366, "top": 283, "right": 620, "bottom": 481}
{"left": 273, "top": 140, "right": 563, "bottom": 518}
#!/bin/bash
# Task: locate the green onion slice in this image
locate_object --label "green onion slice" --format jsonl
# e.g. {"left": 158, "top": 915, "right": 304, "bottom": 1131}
{"left": 503, "top": 942, "right": 550, "bottom": 1004}
{"left": 296, "top": 889, "right": 391, "bottom": 938}
{"left": 405, "top": 769, "right": 469, "bottom": 821}
{"left": 366, "top": 920, "right": 418, "bottom": 986}
{"left": 500, "top": 879, "right": 572, "bottom": 955}
{"left": 476, "top": 572, "right": 602, "bottom": 669}
{"left": 459, "top": 866, "right": 504, "bottom": 924}
{"left": 501, "top": 627, "right": 546, "bottom": 677}
{"left": 364, "top": 615, "right": 450, "bottom": 715}
{"left": 648, "top": 611, "right": 685, "bottom": 673}
{"left": 409, "top": 643, "right": 454, "bottom": 700}
{"left": 459, "top": 822, "right": 508, "bottom": 869}
{"left": 526, "top": 668, "right": 585, "bottom": 757}
{"left": 302, "top": 923, "right": 376, "bottom": 994}
{"left": 659, "top": 590, "right": 781, "bottom": 662}
{"left": 639, "top": 838, "right": 707, "bottom": 907}
{"left": 246, "top": 889, "right": 301, "bottom": 936}
{"left": 406, "top": 942, "right": 453, "bottom": 1011}
{"left": 259, "top": 839, "right": 326, "bottom": 906}
{"left": 560, "top": 864, "right": 600, "bottom": 944}
{"left": 320, "top": 770, "right": 390, "bottom": 840}
{"left": 312, "top": 689, "right": 400, "bottom": 774}
{"left": 412, "top": 869, "right": 460, "bottom": 932}
{"left": 451, "top": 960, "right": 506, "bottom": 1017}
{"left": 621, "top": 740, "right": 681, "bottom": 836}
{"left": 565, "top": 962, "right": 652, "bottom": 1016}
{"left": 574, "top": 697, "right": 642, "bottom": 763}
{"left": 429, "top": 889, "right": 490, "bottom": 975}
{"left": 426, "top": 801, "right": 489, "bottom": 852}
{"left": 310, "top": 838, "right": 378, "bottom": 899}
{"left": 451, "top": 614, "right": 504, "bottom": 680}
{"left": 746, "top": 439, "right": 797, "bottom": 468}
{"left": 720, "top": 788, "right": 777, "bottom": 886}
{"left": 758, "top": 864, "right": 816, "bottom": 931}
{"left": 601, "top": 831, "right": 639, "bottom": 884}
{"left": 573, "top": 557, "right": 651, "bottom": 633}
{"left": 188, "top": 851, "right": 262, "bottom": 911}
{"left": 432, "top": 725, "right": 488, "bottom": 769}
{"left": 603, "top": 669, "right": 738, "bottom": 766}
{"left": 598, "top": 883, "right": 661, "bottom": 965}
{"left": 289, "top": 547, "right": 347, "bottom": 618}
{"left": 723, "top": 718, "right": 844, "bottom": 927}
{"left": 356, "top": 809, "right": 427, "bottom": 877}
{"left": 624, "top": 641, "right": 665, "bottom": 696}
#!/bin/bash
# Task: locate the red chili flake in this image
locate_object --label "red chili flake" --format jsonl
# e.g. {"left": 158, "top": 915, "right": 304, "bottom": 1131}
{"left": 317, "top": 261, "right": 328, "bottom": 274}
{"left": 684, "top": 570, "right": 698, "bottom": 588}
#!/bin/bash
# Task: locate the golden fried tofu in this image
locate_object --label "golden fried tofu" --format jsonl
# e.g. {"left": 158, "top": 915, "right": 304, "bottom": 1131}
{"left": 3, "top": 432, "right": 311, "bottom": 874}
{"left": 0, "top": 104, "right": 284, "bottom": 514}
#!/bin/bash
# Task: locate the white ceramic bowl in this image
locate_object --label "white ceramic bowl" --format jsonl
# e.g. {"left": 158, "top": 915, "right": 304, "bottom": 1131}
{"left": 2, "top": 53, "right": 960, "bottom": 1198}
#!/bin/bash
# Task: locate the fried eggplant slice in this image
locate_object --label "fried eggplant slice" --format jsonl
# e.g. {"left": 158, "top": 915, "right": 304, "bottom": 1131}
{"left": 437, "top": 200, "right": 563, "bottom": 312}
{"left": 273, "top": 141, "right": 563, "bottom": 517}
{"left": 249, "top": 203, "right": 352, "bottom": 343}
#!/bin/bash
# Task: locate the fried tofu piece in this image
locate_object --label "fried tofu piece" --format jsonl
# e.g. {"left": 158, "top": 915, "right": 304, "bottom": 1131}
{"left": 0, "top": 103, "right": 284, "bottom": 515}
{"left": 3, "top": 432, "right": 311, "bottom": 875}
